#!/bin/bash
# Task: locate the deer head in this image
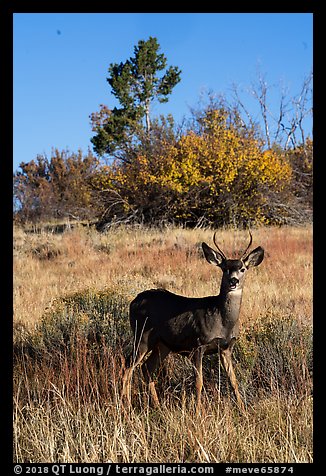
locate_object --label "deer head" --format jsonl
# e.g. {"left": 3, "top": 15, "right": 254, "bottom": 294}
{"left": 202, "top": 231, "right": 264, "bottom": 293}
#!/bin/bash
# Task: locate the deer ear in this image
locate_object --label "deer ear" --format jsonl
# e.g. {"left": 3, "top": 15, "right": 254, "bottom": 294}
{"left": 243, "top": 246, "right": 264, "bottom": 268}
{"left": 202, "top": 242, "right": 224, "bottom": 266}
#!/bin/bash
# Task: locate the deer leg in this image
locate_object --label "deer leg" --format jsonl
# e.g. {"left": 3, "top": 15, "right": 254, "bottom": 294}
{"left": 141, "top": 341, "right": 170, "bottom": 407}
{"left": 121, "top": 365, "right": 133, "bottom": 406}
{"left": 193, "top": 347, "right": 204, "bottom": 413}
{"left": 220, "top": 346, "right": 245, "bottom": 412}
{"left": 121, "top": 345, "right": 148, "bottom": 406}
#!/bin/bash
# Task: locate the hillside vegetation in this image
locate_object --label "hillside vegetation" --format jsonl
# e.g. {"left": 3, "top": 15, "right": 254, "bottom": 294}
{"left": 14, "top": 108, "right": 312, "bottom": 228}
{"left": 13, "top": 224, "right": 312, "bottom": 463}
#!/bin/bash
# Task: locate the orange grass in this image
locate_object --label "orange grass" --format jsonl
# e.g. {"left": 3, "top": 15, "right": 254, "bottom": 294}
{"left": 13, "top": 224, "right": 312, "bottom": 463}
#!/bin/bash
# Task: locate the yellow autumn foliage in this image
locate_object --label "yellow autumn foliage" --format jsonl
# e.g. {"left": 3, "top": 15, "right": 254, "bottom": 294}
{"left": 93, "top": 109, "right": 292, "bottom": 225}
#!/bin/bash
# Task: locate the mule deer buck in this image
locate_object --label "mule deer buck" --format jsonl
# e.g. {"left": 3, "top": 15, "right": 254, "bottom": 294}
{"left": 122, "top": 231, "right": 264, "bottom": 411}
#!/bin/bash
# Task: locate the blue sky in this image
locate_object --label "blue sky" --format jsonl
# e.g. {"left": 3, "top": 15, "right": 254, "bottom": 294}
{"left": 13, "top": 13, "right": 313, "bottom": 171}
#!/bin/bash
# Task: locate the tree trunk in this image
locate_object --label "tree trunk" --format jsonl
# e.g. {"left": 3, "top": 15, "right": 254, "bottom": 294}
{"left": 145, "top": 100, "right": 151, "bottom": 134}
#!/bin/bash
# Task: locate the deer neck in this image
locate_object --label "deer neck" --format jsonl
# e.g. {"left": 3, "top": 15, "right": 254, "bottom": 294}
{"left": 219, "top": 288, "right": 243, "bottom": 329}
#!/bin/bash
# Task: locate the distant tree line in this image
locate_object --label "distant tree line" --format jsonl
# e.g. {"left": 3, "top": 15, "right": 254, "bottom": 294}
{"left": 13, "top": 37, "right": 312, "bottom": 228}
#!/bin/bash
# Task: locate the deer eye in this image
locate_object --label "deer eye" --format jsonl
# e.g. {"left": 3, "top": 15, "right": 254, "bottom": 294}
{"left": 240, "top": 268, "right": 246, "bottom": 273}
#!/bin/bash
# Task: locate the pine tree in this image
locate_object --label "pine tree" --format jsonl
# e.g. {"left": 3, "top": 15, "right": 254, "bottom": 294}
{"left": 90, "top": 37, "right": 181, "bottom": 158}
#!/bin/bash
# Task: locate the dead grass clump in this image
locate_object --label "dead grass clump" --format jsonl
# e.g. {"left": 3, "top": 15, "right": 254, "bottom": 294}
{"left": 31, "top": 243, "right": 62, "bottom": 260}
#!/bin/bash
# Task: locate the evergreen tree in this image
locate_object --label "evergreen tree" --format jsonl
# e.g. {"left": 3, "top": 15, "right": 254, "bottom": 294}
{"left": 90, "top": 37, "right": 181, "bottom": 158}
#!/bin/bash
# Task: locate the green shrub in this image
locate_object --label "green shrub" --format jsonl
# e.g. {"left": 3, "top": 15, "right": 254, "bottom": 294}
{"left": 41, "top": 289, "right": 130, "bottom": 348}
{"left": 14, "top": 289, "right": 131, "bottom": 365}
{"left": 235, "top": 313, "right": 312, "bottom": 398}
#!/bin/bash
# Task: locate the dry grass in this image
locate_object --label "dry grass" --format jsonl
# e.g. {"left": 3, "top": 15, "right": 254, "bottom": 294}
{"left": 13, "top": 224, "right": 313, "bottom": 463}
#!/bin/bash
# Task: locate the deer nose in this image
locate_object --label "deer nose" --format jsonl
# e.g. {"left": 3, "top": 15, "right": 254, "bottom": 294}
{"left": 230, "top": 277, "right": 239, "bottom": 286}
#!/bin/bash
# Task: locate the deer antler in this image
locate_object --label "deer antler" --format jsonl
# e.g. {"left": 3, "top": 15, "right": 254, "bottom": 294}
{"left": 240, "top": 229, "right": 253, "bottom": 259}
{"left": 213, "top": 232, "right": 227, "bottom": 260}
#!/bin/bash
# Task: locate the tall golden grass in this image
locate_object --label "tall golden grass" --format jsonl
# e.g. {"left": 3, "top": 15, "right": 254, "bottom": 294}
{"left": 13, "top": 224, "right": 312, "bottom": 463}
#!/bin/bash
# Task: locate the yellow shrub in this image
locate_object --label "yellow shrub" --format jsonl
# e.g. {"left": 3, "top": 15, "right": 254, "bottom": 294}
{"left": 93, "top": 110, "right": 293, "bottom": 225}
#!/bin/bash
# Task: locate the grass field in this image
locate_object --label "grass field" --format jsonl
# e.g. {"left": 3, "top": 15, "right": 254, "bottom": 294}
{"left": 13, "top": 224, "right": 313, "bottom": 463}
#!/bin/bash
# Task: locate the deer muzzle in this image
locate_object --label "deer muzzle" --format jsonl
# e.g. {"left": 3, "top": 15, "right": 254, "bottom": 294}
{"left": 229, "top": 277, "right": 239, "bottom": 290}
